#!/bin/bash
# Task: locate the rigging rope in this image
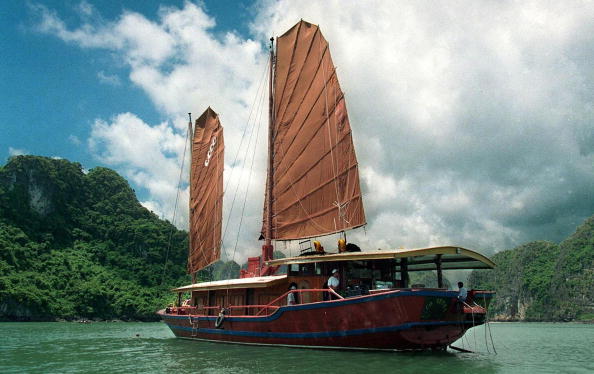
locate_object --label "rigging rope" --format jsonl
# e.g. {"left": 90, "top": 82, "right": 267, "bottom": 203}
{"left": 160, "top": 122, "right": 190, "bottom": 286}
{"left": 231, "top": 87, "right": 266, "bottom": 264}
{"left": 484, "top": 293, "right": 497, "bottom": 354}
{"left": 223, "top": 59, "right": 270, "bottom": 195}
{"left": 220, "top": 60, "right": 269, "bottom": 261}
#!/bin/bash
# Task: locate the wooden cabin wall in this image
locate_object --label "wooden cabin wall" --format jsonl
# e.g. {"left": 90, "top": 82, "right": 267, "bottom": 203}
{"left": 189, "top": 275, "right": 329, "bottom": 316}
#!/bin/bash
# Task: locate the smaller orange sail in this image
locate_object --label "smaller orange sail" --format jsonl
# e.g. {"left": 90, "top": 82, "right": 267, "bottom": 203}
{"left": 188, "top": 107, "right": 224, "bottom": 274}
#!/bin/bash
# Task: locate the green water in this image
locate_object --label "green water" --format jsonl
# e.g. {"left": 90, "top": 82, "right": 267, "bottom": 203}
{"left": 1, "top": 322, "right": 592, "bottom": 373}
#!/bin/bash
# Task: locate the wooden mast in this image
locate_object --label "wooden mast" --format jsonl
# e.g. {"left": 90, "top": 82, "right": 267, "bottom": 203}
{"left": 261, "top": 36, "right": 275, "bottom": 272}
{"left": 188, "top": 112, "right": 197, "bottom": 284}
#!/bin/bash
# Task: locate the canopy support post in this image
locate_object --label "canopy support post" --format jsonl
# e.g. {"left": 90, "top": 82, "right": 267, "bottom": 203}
{"left": 401, "top": 258, "right": 409, "bottom": 288}
{"left": 436, "top": 254, "right": 443, "bottom": 288}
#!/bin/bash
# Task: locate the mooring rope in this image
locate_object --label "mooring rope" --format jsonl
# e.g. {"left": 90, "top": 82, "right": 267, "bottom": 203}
{"left": 484, "top": 293, "right": 497, "bottom": 354}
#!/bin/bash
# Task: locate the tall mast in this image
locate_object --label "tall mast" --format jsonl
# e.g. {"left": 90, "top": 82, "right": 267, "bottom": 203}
{"left": 187, "top": 112, "right": 196, "bottom": 284}
{"left": 264, "top": 36, "right": 275, "bottom": 263}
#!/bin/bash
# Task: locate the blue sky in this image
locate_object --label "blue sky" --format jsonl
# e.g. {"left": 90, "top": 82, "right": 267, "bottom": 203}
{"left": 2, "top": 1, "right": 593, "bottom": 261}
{"left": 1, "top": 0, "right": 250, "bottom": 169}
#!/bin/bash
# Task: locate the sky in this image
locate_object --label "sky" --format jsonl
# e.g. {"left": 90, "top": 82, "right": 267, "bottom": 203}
{"left": 1, "top": 0, "right": 593, "bottom": 264}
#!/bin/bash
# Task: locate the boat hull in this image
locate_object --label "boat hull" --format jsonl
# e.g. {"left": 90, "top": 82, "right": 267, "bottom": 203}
{"left": 159, "top": 289, "right": 492, "bottom": 350}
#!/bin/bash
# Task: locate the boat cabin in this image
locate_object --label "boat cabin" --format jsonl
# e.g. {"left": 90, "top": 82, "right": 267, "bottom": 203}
{"left": 169, "top": 246, "right": 495, "bottom": 317}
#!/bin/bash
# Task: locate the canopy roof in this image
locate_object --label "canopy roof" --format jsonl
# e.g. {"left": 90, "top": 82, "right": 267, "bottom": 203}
{"left": 172, "top": 275, "right": 287, "bottom": 292}
{"left": 265, "top": 246, "right": 495, "bottom": 271}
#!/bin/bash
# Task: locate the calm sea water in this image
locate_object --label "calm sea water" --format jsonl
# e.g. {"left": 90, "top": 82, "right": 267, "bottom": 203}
{"left": 1, "top": 322, "right": 592, "bottom": 373}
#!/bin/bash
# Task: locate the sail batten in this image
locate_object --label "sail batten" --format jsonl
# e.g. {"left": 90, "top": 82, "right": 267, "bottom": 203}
{"left": 272, "top": 67, "right": 338, "bottom": 176}
{"left": 276, "top": 27, "right": 323, "bottom": 125}
{"left": 274, "top": 161, "right": 360, "bottom": 214}
{"left": 274, "top": 84, "right": 349, "bottom": 186}
{"left": 275, "top": 130, "right": 358, "bottom": 200}
{"left": 262, "top": 20, "right": 366, "bottom": 241}
{"left": 188, "top": 107, "right": 224, "bottom": 274}
{"left": 276, "top": 37, "right": 329, "bottom": 130}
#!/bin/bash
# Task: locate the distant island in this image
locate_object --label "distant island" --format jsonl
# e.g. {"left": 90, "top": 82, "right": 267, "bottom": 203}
{"left": 1, "top": 156, "right": 592, "bottom": 322}
{"left": 470, "top": 216, "right": 594, "bottom": 322}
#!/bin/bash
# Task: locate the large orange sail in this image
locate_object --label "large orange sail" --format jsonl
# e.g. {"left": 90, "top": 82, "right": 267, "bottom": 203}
{"left": 262, "top": 20, "right": 366, "bottom": 240}
{"left": 188, "top": 107, "right": 224, "bottom": 273}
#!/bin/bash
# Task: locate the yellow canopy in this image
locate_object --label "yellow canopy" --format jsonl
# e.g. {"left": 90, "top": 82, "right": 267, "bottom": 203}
{"left": 265, "top": 246, "right": 495, "bottom": 271}
{"left": 172, "top": 275, "right": 287, "bottom": 292}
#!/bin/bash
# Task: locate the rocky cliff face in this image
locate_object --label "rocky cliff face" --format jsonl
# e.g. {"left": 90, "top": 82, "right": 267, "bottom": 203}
{"left": 0, "top": 298, "right": 34, "bottom": 321}
{"left": 26, "top": 170, "right": 53, "bottom": 216}
{"left": 2, "top": 160, "right": 55, "bottom": 216}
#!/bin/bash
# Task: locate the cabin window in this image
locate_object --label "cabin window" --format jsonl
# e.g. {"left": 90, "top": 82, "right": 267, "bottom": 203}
{"left": 344, "top": 260, "right": 396, "bottom": 292}
{"left": 298, "top": 263, "right": 316, "bottom": 275}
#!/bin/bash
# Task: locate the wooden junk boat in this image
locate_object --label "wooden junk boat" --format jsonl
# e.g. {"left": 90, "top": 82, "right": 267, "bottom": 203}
{"left": 158, "top": 20, "right": 496, "bottom": 351}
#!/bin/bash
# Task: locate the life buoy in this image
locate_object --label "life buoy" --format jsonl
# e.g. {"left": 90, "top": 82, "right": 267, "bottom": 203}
{"left": 215, "top": 308, "right": 227, "bottom": 328}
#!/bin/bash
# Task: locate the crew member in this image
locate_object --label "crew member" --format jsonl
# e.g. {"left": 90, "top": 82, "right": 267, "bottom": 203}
{"left": 457, "top": 281, "right": 468, "bottom": 302}
{"left": 327, "top": 269, "right": 340, "bottom": 300}
{"left": 287, "top": 282, "right": 299, "bottom": 305}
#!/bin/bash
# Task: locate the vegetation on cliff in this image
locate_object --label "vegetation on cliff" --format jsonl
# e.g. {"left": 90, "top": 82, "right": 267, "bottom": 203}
{"left": 470, "top": 216, "right": 594, "bottom": 322}
{"left": 0, "top": 156, "right": 189, "bottom": 321}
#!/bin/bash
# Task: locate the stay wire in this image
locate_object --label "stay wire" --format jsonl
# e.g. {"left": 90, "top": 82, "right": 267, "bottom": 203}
{"left": 231, "top": 84, "right": 266, "bottom": 264}
{"left": 160, "top": 122, "right": 190, "bottom": 286}
{"left": 223, "top": 59, "right": 270, "bottom": 195}
{"left": 221, "top": 62, "right": 269, "bottom": 260}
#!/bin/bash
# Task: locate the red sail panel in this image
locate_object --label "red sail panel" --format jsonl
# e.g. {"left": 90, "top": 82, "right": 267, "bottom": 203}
{"left": 262, "top": 20, "right": 366, "bottom": 240}
{"left": 188, "top": 107, "right": 224, "bottom": 273}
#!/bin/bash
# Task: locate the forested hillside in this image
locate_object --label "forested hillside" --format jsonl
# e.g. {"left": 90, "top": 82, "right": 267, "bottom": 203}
{"left": 470, "top": 216, "right": 594, "bottom": 322}
{"left": 0, "top": 155, "right": 190, "bottom": 321}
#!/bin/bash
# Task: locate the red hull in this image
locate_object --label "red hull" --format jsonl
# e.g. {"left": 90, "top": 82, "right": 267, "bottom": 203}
{"left": 159, "top": 289, "right": 492, "bottom": 350}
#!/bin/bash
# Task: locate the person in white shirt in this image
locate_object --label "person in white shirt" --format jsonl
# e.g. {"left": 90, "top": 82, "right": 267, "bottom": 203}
{"left": 327, "top": 269, "right": 340, "bottom": 300}
{"left": 457, "top": 281, "right": 468, "bottom": 302}
{"left": 287, "top": 283, "right": 298, "bottom": 305}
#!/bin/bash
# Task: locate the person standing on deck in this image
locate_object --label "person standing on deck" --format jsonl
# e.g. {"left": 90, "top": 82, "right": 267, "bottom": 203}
{"left": 287, "top": 283, "right": 299, "bottom": 305}
{"left": 327, "top": 269, "right": 340, "bottom": 300}
{"left": 457, "top": 282, "right": 468, "bottom": 302}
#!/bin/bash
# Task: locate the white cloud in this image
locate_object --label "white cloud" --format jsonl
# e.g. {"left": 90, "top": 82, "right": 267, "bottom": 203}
{"left": 8, "top": 147, "right": 28, "bottom": 156}
{"left": 34, "top": 1, "right": 594, "bottom": 263}
{"left": 68, "top": 135, "right": 82, "bottom": 145}
{"left": 97, "top": 71, "right": 121, "bottom": 86}
{"left": 88, "top": 112, "right": 189, "bottom": 224}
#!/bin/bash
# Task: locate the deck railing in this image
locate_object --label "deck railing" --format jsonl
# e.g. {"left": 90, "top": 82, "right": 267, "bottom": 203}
{"left": 254, "top": 288, "right": 343, "bottom": 316}
{"left": 167, "top": 288, "right": 344, "bottom": 317}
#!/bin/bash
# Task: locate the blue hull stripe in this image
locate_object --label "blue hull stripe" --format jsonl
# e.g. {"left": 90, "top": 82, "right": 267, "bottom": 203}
{"left": 165, "top": 320, "right": 475, "bottom": 339}
{"left": 161, "top": 289, "right": 492, "bottom": 323}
